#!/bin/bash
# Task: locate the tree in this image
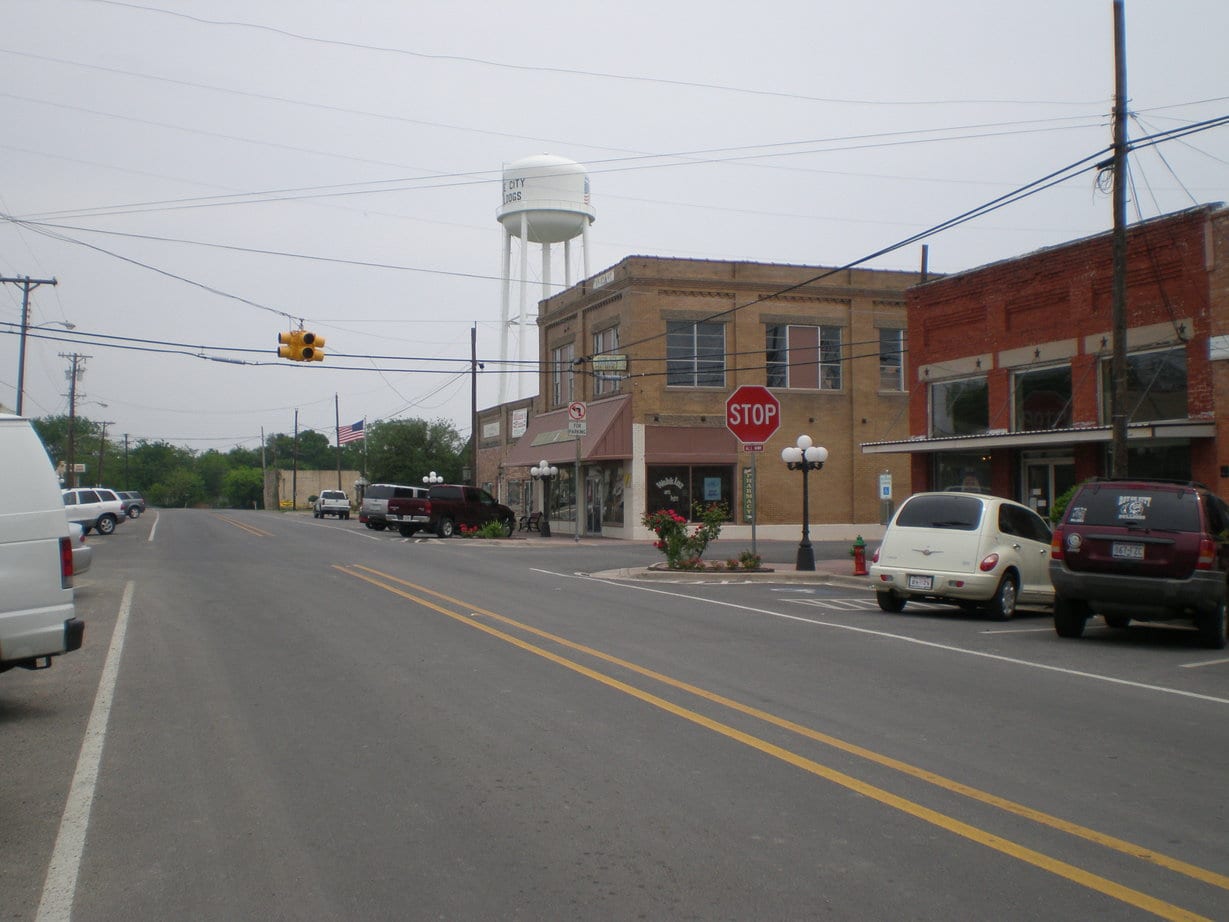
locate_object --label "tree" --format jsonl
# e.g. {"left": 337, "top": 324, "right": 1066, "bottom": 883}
{"left": 366, "top": 418, "right": 466, "bottom": 484}
{"left": 222, "top": 467, "right": 264, "bottom": 509}
{"left": 149, "top": 468, "right": 205, "bottom": 508}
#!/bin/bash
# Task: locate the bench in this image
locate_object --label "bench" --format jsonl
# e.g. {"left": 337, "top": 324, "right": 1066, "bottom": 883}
{"left": 518, "top": 511, "right": 542, "bottom": 532}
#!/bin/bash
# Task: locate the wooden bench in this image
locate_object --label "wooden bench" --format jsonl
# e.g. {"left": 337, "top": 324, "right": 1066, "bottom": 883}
{"left": 518, "top": 511, "right": 542, "bottom": 532}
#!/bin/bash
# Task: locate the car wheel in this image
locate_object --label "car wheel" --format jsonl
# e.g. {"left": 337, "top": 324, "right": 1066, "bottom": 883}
{"left": 501, "top": 516, "right": 514, "bottom": 538}
{"left": 1196, "top": 599, "right": 1228, "bottom": 650}
{"left": 95, "top": 514, "right": 117, "bottom": 535}
{"left": 1053, "top": 595, "right": 1088, "bottom": 638}
{"left": 343, "top": 513, "right": 350, "bottom": 520}
{"left": 876, "top": 591, "right": 906, "bottom": 613}
{"left": 372, "top": 522, "right": 386, "bottom": 531}
{"left": 128, "top": 507, "right": 142, "bottom": 519}
{"left": 1103, "top": 614, "right": 1131, "bottom": 629}
{"left": 436, "top": 517, "right": 455, "bottom": 538}
{"left": 986, "top": 573, "right": 1017, "bottom": 621}
{"left": 398, "top": 525, "right": 419, "bottom": 538}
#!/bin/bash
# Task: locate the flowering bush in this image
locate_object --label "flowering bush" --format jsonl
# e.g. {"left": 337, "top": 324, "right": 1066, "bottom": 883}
{"left": 642, "top": 502, "right": 728, "bottom": 569}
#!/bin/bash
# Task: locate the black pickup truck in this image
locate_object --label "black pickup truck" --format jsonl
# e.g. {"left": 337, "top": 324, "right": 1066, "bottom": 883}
{"left": 386, "top": 484, "right": 516, "bottom": 538}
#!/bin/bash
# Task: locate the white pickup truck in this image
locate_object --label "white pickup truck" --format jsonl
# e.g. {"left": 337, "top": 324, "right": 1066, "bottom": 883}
{"left": 312, "top": 489, "right": 351, "bottom": 520}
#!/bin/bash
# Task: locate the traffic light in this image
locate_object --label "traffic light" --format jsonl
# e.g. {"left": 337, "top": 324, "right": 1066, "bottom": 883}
{"left": 277, "top": 330, "right": 325, "bottom": 362}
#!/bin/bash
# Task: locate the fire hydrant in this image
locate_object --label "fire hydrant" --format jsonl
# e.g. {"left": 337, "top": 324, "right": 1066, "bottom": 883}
{"left": 851, "top": 535, "right": 868, "bottom": 576}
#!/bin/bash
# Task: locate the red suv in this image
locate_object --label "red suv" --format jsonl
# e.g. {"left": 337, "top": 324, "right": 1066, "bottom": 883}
{"left": 1049, "top": 479, "right": 1229, "bottom": 649}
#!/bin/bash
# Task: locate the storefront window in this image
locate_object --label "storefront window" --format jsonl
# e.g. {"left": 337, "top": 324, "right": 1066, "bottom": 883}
{"left": 552, "top": 466, "right": 576, "bottom": 523}
{"left": 1013, "top": 365, "right": 1072, "bottom": 431}
{"left": 646, "top": 465, "right": 733, "bottom": 520}
{"left": 598, "top": 463, "right": 625, "bottom": 525}
{"left": 1100, "top": 347, "right": 1188, "bottom": 423}
{"left": 933, "top": 452, "right": 993, "bottom": 493}
{"left": 930, "top": 376, "right": 989, "bottom": 437}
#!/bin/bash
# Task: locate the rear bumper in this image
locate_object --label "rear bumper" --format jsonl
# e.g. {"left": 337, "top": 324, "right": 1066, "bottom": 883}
{"left": 386, "top": 514, "right": 430, "bottom": 525}
{"left": 870, "top": 566, "right": 1000, "bottom": 601}
{"left": 1050, "top": 562, "right": 1225, "bottom": 615}
{"left": 65, "top": 617, "right": 84, "bottom": 652}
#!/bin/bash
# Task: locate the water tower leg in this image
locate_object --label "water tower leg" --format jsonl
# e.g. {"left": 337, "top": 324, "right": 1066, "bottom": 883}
{"left": 564, "top": 237, "right": 573, "bottom": 288}
{"left": 499, "top": 229, "right": 512, "bottom": 405}
{"left": 518, "top": 212, "right": 530, "bottom": 400}
{"left": 582, "top": 222, "right": 591, "bottom": 280}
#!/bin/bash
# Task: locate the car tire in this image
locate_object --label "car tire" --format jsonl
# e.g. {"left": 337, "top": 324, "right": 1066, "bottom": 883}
{"left": 1103, "top": 614, "right": 1131, "bottom": 629}
{"left": 501, "top": 516, "right": 514, "bottom": 538}
{"left": 876, "top": 591, "right": 906, "bottom": 613}
{"left": 343, "top": 512, "right": 350, "bottom": 520}
{"left": 1196, "top": 599, "right": 1228, "bottom": 650}
{"left": 986, "top": 573, "right": 1017, "bottom": 621}
{"left": 399, "top": 525, "right": 419, "bottom": 538}
{"left": 436, "top": 517, "right": 455, "bottom": 538}
{"left": 1054, "top": 595, "right": 1088, "bottom": 638}
{"left": 372, "top": 522, "right": 386, "bottom": 531}
{"left": 128, "top": 507, "right": 142, "bottom": 519}
{"left": 95, "top": 514, "right": 117, "bottom": 535}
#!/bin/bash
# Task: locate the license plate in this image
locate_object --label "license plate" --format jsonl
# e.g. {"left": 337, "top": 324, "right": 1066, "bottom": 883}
{"left": 907, "top": 575, "right": 934, "bottom": 591}
{"left": 1111, "top": 542, "right": 1145, "bottom": 560}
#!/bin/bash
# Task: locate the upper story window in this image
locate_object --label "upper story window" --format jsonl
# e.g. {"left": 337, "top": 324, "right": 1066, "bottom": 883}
{"left": 666, "top": 321, "right": 725, "bottom": 387}
{"left": 592, "top": 326, "right": 621, "bottom": 397}
{"left": 930, "top": 375, "right": 988, "bottom": 437}
{"left": 1099, "top": 346, "right": 1188, "bottom": 423}
{"left": 879, "top": 328, "right": 905, "bottom": 391}
{"left": 550, "top": 342, "right": 574, "bottom": 407}
{"left": 766, "top": 324, "right": 843, "bottom": 390}
{"left": 1013, "top": 365, "right": 1072, "bottom": 431}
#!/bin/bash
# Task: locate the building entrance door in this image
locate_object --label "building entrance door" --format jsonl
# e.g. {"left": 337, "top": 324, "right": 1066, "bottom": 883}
{"left": 1023, "top": 455, "right": 1076, "bottom": 522}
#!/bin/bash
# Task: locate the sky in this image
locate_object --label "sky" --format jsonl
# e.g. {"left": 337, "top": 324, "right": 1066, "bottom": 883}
{"left": 1, "top": 0, "right": 1227, "bottom": 453}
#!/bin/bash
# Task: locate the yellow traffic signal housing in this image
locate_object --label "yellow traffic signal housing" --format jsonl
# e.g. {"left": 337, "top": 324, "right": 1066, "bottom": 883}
{"left": 277, "top": 330, "right": 302, "bottom": 360}
{"left": 301, "top": 331, "right": 325, "bottom": 362}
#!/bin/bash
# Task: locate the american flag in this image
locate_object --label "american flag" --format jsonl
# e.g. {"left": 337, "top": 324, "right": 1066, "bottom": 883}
{"left": 338, "top": 419, "right": 365, "bottom": 444}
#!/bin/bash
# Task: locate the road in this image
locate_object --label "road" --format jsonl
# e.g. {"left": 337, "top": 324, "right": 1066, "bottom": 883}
{"left": 4, "top": 509, "right": 1228, "bottom": 920}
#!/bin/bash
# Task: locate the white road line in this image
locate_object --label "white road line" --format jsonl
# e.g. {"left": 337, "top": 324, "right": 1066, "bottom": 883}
{"left": 147, "top": 511, "right": 158, "bottom": 542}
{"left": 553, "top": 571, "right": 1229, "bottom": 707}
{"left": 981, "top": 628, "right": 1054, "bottom": 634}
{"left": 1180, "top": 657, "right": 1229, "bottom": 669}
{"left": 37, "top": 580, "right": 134, "bottom": 922}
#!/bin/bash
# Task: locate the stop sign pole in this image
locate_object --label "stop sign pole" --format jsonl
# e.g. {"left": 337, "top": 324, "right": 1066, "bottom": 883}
{"left": 726, "top": 386, "right": 782, "bottom": 558}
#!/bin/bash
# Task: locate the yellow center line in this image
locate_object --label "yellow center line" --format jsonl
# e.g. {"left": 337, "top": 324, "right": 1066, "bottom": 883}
{"left": 212, "top": 514, "right": 272, "bottom": 537}
{"left": 337, "top": 564, "right": 1216, "bottom": 922}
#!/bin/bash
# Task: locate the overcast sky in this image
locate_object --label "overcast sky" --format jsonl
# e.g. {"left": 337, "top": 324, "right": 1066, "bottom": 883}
{"left": 2, "top": 0, "right": 1226, "bottom": 453}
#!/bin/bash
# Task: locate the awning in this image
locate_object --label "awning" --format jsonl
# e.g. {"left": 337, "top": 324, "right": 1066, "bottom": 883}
{"left": 501, "top": 396, "right": 632, "bottom": 468}
{"left": 645, "top": 425, "right": 739, "bottom": 464}
{"left": 860, "top": 420, "right": 1216, "bottom": 455}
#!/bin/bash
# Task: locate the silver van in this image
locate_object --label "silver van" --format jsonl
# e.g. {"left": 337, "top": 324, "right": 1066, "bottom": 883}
{"left": 0, "top": 414, "right": 84, "bottom": 673}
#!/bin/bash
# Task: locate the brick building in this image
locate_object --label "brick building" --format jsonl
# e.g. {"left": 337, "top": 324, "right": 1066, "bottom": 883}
{"left": 484, "top": 256, "right": 923, "bottom": 540}
{"left": 862, "top": 204, "right": 1229, "bottom": 518}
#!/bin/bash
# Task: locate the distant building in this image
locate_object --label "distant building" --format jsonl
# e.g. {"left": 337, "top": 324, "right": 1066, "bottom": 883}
{"left": 862, "top": 204, "right": 1229, "bottom": 517}
{"left": 483, "top": 256, "right": 924, "bottom": 540}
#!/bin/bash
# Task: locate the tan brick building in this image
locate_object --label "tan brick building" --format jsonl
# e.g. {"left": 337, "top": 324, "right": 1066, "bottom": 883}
{"left": 485, "top": 256, "right": 923, "bottom": 540}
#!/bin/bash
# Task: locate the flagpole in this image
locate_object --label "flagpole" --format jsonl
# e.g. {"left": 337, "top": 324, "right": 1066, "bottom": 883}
{"left": 335, "top": 393, "right": 342, "bottom": 490}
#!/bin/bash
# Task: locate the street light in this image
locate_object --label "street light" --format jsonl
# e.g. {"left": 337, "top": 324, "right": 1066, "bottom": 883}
{"left": 530, "top": 459, "right": 558, "bottom": 538}
{"left": 422, "top": 471, "right": 444, "bottom": 485}
{"left": 16, "top": 318, "right": 74, "bottom": 416}
{"left": 781, "top": 434, "right": 828, "bottom": 571}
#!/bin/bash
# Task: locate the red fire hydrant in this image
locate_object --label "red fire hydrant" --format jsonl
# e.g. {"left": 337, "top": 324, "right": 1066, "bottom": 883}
{"left": 851, "top": 535, "right": 868, "bottom": 576}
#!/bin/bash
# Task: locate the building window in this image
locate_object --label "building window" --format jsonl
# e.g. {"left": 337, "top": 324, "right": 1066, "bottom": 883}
{"left": 592, "top": 327, "right": 621, "bottom": 397}
{"left": 1099, "top": 347, "right": 1188, "bottom": 423}
{"left": 550, "top": 342, "right": 574, "bottom": 407}
{"left": 933, "top": 451, "right": 993, "bottom": 493}
{"left": 930, "top": 376, "right": 989, "bottom": 437}
{"left": 1013, "top": 365, "right": 1072, "bottom": 431}
{"left": 879, "top": 328, "right": 905, "bottom": 391}
{"left": 645, "top": 465, "right": 734, "bottom": 521}
{"left": 766, "top": 324, "right": 843, "bottom": 390}
{"left": 667, "top": 321, "right": 725, "bottom": 387}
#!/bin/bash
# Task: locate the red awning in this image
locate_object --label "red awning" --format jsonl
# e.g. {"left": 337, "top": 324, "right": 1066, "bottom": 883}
{"left": 501, "top": 396, "right": 632, "bottom": 468}
{"left": 645, "top": 425, "right": 738, "bottom": 464}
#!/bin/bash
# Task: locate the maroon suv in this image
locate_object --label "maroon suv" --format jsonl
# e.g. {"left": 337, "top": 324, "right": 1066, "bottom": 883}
{"left": 1049, "top": 479, "right": 1229, "bottom": 649}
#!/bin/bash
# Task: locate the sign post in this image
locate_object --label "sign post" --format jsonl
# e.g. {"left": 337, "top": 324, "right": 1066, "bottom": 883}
{"left": 726, "top": 386, "right": 782, "bottom": 558}
{"left": 568, "top": 402, "right": 587, "bottom": 542}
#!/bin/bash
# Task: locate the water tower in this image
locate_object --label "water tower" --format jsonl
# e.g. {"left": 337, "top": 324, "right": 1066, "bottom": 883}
{"left": 496, "top": 154, "right": 595, "bottom": 402}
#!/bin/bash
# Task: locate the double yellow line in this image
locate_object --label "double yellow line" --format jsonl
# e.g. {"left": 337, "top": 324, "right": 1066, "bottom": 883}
{"left": 213, "top": 514, "right": 273, "bottom": 537}
{"left": 337, "top": 563, "right": 1225, "bottom": 922}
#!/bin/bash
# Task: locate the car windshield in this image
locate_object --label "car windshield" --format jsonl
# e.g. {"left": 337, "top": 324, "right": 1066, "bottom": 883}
{"left": 1065, "top": 486, "right": 1200, "bottom": 530}
{"left": 896, "top": 494, "right": 984, "bottom": 530}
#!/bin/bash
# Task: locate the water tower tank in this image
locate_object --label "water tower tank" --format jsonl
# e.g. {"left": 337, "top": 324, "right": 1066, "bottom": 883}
{"left": 497, "top": 154, "right": 595, "bottom": 243}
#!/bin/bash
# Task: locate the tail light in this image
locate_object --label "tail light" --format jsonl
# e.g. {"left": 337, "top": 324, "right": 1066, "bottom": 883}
{"left": 978, "top": 553, "right": 1000, "bottom": 572}
{"left": 59, "top": 536, "right": 74, "bottom": 589}
{"left": 1050, "top": 527, "right": 1064, "bottom": 560}
{"left": 424, "top": 500, "right": 431, "bottom": 516}
{"left": 1196, "top": 536, "right": 1216, "bottom": 570}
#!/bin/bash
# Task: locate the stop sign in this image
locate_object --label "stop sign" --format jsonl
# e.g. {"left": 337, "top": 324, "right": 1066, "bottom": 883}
{"left": 726, "top": 385, "right": 781, "bottom": 444}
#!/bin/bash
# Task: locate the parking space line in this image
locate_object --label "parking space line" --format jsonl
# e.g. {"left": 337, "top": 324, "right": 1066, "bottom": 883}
{"left": 1179, "top": 657, "right": 1229, "bottom": 669}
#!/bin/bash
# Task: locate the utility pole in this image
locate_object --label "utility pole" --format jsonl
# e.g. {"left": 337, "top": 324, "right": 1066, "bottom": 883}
{"left": 471, "top": 324, "right": 479, "bottom": 486}
{"left": 2, "top": 275, "right": 58, "bottom": 416}
{"left": 97, "top": 420, "right": 115, "bottom": 485}
{"left": 334, "top": 393, "right": 343, "bottom": 489}
{"left": 60, "top": 353, "right": 88, "bottom": 488}
{"left": 292, "top": 410, "right": 300, "bottom": 510}
{"left": 1109, "top": 0, "right": 1129, "bottom": 477}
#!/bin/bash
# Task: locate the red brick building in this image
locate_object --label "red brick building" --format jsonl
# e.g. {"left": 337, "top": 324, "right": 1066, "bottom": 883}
{"left": 862, "top": 205, "right": 1229, "bottom": 518}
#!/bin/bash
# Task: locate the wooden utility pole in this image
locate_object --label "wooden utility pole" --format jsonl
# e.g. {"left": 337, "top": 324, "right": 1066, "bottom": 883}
{"left": 1109, "top": 0, "right": 1129, "bottom": 477}
{"left": 2, "top": 275, "right": 58, "bottom": 416}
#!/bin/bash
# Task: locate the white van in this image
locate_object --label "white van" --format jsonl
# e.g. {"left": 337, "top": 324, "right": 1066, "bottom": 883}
{"left": 0, "top": 414, "right": 83, "bottom": 674}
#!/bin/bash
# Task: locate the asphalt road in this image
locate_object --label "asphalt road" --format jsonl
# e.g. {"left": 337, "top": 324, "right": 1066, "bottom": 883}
{"left": 4, "top": 509, "right": 1228, "bottom": 920}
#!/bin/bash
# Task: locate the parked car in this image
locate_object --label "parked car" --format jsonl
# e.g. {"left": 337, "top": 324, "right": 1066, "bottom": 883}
{"left": 116, "top": 490, "right": 146, "bottom": 518}
{"left": 0, "top": 413, "right": 83, "bottom": 674}
{"left": 62, "top": 487, "right": 126, "bottom": 535}
{"left": 384, "top": 486, "right": 432, "bottom": 537}
{"left": 1049, "top": 479, "right": 1229, "bottom": 649}
{"left": 313, "top": 489, "right": 351, "bottom": 519}
{"left": 359, "top": 483, "right": 420, "bottom": 531}
{"left": 424, "top": 484, "right": 516, "bottom": 538}
{"left": 870, "top": 491, "right": 1054, "bottom": 620}
{"left": 69, "top": 522, "right": 92, "bottom": 575}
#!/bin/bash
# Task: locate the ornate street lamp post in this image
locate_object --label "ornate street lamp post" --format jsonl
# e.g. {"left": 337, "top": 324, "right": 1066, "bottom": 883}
{"left": 530, "top": 460, "right": 558, "bottom": 538}
{"left": 422, "top": 471, "right": 444, "bottom": 485}
{"left": 781, "top": 435, "right": 828, "bottom": 571}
